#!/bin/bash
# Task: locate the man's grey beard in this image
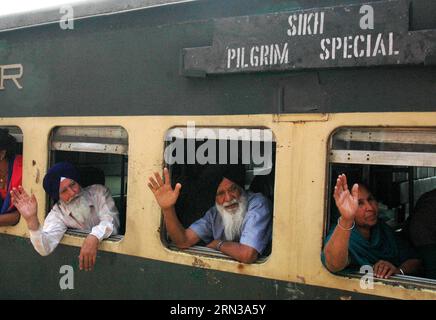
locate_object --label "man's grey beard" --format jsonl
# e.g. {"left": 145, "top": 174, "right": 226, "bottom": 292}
{"left": 216, "top": 192, "right": 248, "bottom": 241}
{"left": 60, "top": 193, "right": 92, "bottom": 226}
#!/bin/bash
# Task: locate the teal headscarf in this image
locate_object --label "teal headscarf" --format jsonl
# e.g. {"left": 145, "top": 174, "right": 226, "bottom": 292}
{"left": 322, "top": 220, "right": 417, "bottom": 270}
{"left": 347, "top": 221, "right": 400, "bottom": 267}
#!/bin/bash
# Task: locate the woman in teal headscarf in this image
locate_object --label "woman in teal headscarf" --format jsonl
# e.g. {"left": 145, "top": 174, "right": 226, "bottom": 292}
{"left": 322, "top": 174, "right": 421, "bottom": 279}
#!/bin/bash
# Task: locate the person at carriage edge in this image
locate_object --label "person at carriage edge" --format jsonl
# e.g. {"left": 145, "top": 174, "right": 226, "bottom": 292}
{"left": 0, "top": 129, "right": 22, "bottom": 226}
{"left": 148, "top": 164, "right": 272, "bottom": 264}
{"left": 10, "top": 162, "right": 120, "bottom": 272}
{"left": 322, "top": 174, "right": 421, "bottom": 279}
{"left": 408, "top": 188, "right": 436, "bottom": 279}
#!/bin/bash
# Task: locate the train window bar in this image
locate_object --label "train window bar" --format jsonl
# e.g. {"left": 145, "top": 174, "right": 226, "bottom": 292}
{"left": 330, "top": 128, "right": 436, "bottom": 167}
{"left": 333, "top": 128, "right": 436, "bottom": 145}
{"left": 51, "top": 126, "right": 128, "bottom": 155}
{"left": 330, "top": 150, "right": 436, "bottom": 167}
{"left": 340, "top": 270, "right": 436, "bottom": 291}
{"left": 66, "top": 228, "right": 124, "bottom": 242}
{"left": 165, "top": 127, "right": 275, "bottom": 142}
{"left": 167, "top": 243, "right": 269, "bottom": 263}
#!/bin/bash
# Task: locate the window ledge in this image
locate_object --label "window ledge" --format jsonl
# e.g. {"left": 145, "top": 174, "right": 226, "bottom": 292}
{"left": 167, "top": 243, "right": 269, "bottom": 264}
{"left": 338, "top": 270, "right": 436, "bottom": 291}
{"left": 65, "top": 229, "right": 123, "bottom": 242}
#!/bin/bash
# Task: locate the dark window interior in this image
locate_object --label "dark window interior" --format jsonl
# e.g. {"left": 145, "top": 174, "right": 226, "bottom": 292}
{"left": 326, "top": 128, "right": 436, "bottom": 283}
{"left": 162, "top": 129, "right": 276, "bottom": 260}
{"left": 51, "top": 151, "right": 127, "bottom": 235}
{"left": 1, "top": 126, "right": 22, "bottom": 155}
{"left": 49, "top": 126, "right": 128, "bottom": 237}
{"left": 328, "top": 163, "right": 436, "bottom": 233}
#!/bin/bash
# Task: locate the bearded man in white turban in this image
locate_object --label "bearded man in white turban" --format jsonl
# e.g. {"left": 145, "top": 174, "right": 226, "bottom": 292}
{"left": 148, "top": 164, "right": 272, "bottom": 264}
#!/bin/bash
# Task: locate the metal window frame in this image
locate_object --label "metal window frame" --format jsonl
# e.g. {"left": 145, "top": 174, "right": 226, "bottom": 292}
{"left": 165, "top": 127, "right": 276, "bottom": 142}
{"left": 327, "top": 127, "right": 436, "bottom": 289}
{"left": 48, "top": 125, "right": 129, "bottom": 240}
{"left": 334, "top": 128, "right": 436, "bottom": 146}
{"left": 50, "top": 126, "right": 128, "bottom": 155}
{"left": 341, "top": 271, "right": 436, "bottom": 291}
{"left": 330, "top": 128, "right": 436, "bottom": 167}
{"left": 163, "top": 126, "right": 275, "bottom": 262}
{"left": 330, "top": 150, "right": 436, "bottom": 167}
{"left": 167, "top": 243, "right": 269, "bottom": 264}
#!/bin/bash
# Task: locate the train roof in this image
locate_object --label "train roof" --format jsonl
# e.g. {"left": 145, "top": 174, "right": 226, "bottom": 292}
{"left": 0, "top": 0, "right": 196, "bottom": 32}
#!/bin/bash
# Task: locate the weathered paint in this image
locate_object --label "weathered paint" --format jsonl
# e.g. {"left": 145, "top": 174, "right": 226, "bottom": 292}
{"left": 0, "top": 113, "right": 435, "bottom": 299}
{"left": 183, "top": 1, "right": 436, "bottom": 74}
{"left": 0, "top": 0, "right": 435, "bottom": 116}
{"left": 0, "top": 232, "right": 379, "bottom": 299}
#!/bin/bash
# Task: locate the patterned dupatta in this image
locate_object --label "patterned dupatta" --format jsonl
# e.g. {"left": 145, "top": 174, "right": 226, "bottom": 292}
{"left": 0, "top": 155, "right": 22, "bottom": 214}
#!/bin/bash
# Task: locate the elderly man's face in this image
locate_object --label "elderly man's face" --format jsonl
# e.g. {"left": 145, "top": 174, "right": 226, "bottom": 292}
{"left": 215, "top": 178, "right": 241, "bottom": 212}
{"left": 216, "top": 178, "right": 248, "bottom": 241}
{"left": 59, "top": 178, "right": 81, "bottom": 203}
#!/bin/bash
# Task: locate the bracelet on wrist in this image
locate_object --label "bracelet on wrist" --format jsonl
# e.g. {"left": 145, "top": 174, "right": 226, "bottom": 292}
{"left": 399, "top": 268, "right": 405, "bottom": 275}
{"left": 216, "top": 240, "right": 225, "bottom": 251}
{"left": 337, "top": 217, "right": 355, "bottom": 231}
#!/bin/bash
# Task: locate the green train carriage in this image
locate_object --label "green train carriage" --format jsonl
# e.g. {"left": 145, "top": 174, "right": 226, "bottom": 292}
{"left": 0, "top": 0, "right": 436, "bottom": 299}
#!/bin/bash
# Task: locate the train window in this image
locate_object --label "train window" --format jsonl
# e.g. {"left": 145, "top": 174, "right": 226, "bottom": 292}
{"left": 162, "top": 126, "right": 276, "bottom": 262}
{"left": 49, "top": 126, "right": 128, "bottom": 240}
{"left": 325, "top": 127, "right": 436, "bottom": 288}
{"left": 0, "top": 126, "right": 23, "bottom": 226}
{"left": 0, "top": 126, "right": 23, "bottom": 152}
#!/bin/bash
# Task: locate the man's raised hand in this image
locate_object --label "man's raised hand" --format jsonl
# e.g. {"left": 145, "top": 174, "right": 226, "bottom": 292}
{"left": 10, "top": 186, "right": 40, "bottom": 230}
{"left": 10, "top": 186, "right": 38, "bottom": 221}
{"left": 148, "top": 168, "right": 181, "bottom": 210}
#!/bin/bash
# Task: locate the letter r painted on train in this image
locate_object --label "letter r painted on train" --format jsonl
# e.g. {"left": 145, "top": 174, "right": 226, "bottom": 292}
{"left": 0, "top": 64, "right": 23, "bottom": 90}
{"left": 59, "top": 265, "right": 74, "bottom": 290}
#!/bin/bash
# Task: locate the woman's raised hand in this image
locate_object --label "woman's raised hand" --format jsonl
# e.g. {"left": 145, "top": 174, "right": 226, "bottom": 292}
{"left": 333, "top": 174, "right": 358, "bottom": 222}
